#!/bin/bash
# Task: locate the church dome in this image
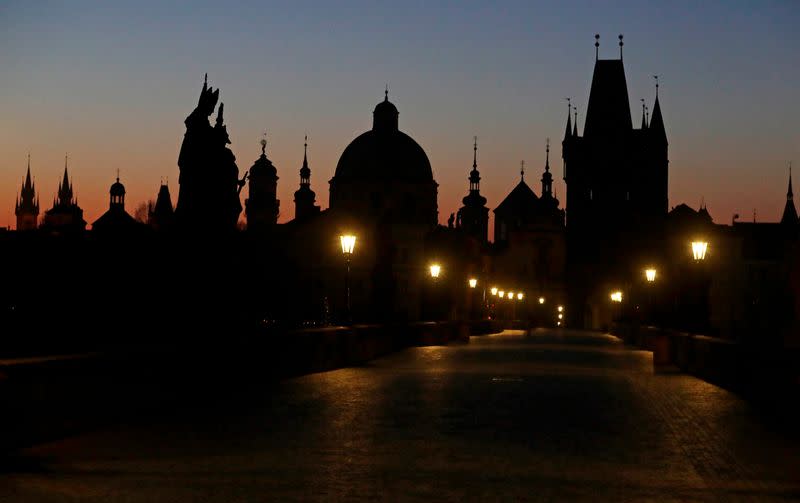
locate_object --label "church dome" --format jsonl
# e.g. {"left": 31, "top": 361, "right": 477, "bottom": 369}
{"left": 110, "top": 179, "right": 125, "bottom": 197}
{"left": 334, "top": 95, "right": 432, "bottom": 182}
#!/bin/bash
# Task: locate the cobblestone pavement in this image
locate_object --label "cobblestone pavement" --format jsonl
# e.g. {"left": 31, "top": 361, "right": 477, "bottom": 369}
{"left": 2, "top": 329, "right": 799, "bottom": 502}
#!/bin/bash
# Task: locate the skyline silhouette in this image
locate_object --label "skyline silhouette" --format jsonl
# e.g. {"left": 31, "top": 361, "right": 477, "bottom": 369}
{"left": 1, "top": 2, "right": 798, "bottom": 231}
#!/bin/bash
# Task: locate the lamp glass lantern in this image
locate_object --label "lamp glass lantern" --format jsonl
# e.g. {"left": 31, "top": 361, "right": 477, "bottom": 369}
{"left": 468, "top": 278, "right": 478, "bottom": 289}
{"left": 691, "top": 241, "right": 708, "bottom": 261}
{"left": 429, "top": 264, "right": 441, "bottom": 278}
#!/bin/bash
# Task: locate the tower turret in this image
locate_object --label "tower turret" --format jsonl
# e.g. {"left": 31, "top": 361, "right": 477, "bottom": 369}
{"left": 294, "top": 135, "right": 320, "bottom": 220}
{"left": 458, "top": 136, "right": 489, "bottom": 243}
{"left": 781, "top": 163, "right": 798, "bottom": 226}
{"left": 245, "top": 134, "right": 280, "bottom": 231}
{"left": 15, "top": 154, "right": 39, "bottom": 230}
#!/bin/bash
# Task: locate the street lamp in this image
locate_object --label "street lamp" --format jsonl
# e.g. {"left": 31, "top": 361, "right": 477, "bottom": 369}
{"left": 691, "top": 241, "right": 708, "bottom": 261}
{"left": 498, "top": 290, "right": 505, "bottom": 298}
{"left": 468, "top": 278, "right": 478, "bottom": 289}
{"left": 538, "top": 296, "right": 545, "bottom": 305}
{"left": 610, "top": 291, "right": 623, "bottom": 303}
{"left": 517, "top": 292, "right": 523, "bottom": 300}
{"left": 507, "top": 291, "right": 514, "bottom": 300}
{"left": 645, "top": 268, "right": 657, "bottom": 282}
{"left": 429, "top": 263, "right": 441, "bottom": 279}
{"left": 490, "top": 287, "right": 498, "bottom": 296}
{"left": 557, "top": 305, "right": 564, "bottom": 312}
{"left": 339, "top": 234, "right": 357, "bottom": 324}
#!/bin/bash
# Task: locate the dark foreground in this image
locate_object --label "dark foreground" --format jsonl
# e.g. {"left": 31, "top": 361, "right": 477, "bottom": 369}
{"left": 2, "top": 329, "right": 799, "bottom": 502}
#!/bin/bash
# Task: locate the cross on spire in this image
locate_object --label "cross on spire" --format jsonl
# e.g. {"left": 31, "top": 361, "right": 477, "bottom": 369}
{"left": 520, "top": 160, "right": 525, "bottom": 181}
{"left": 473, "top": 136, "right": 478, "bottom": 169}
{"left": 545, "top": 138, "right": 550, "bottom": 172}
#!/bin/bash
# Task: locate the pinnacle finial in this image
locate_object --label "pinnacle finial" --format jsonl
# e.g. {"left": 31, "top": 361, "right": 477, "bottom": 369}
{"left": 473, "top": 136, "right": 478, "bottom": 169}
{"left": 595, "top": 34, "right": 600, "bottom": 60}
{"left": 27, "top": 152, "right": 30, "bottom": 171}
{"left": 260, "top": 131, "right": 267, "bottom": 155}
{"left": 385, "top": 84, "right": 389, "bottom": 101}
{"left": 304, "top": 134, "right": 308, "bottom": 153}
{"left": 618, "top": 34, "right": 624, "bottom": 59}
{"left": 654, "top": 75, "right": 659, "bottom": 98}
{"left": 520, "top": 160, "right": 525, "bottom": 181}
{"left": 116, "top": 168, "right": 120, "bottom": 183}
{"left": 545, "top": 138, "right": 550, "bottom": 171}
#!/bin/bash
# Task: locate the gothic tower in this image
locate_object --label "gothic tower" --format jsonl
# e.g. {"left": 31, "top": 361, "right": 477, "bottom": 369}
{"left": 15, "top": 154, "right": 39, "bottom": 231}
{"left": 561, "top": 35, "right": 669, "bottom": 325}
{"left": 458, "top": 137, "right": 489, "bottom": 243}
{"left": 245, "top": 136, "right": 280, "bottom": 231}
{"left": 293, "top": 136, "right": 320, "bottom": 220}
{"left": 149, "top": 182, "right": 175, "bottom": 231}
{"left": 43, "top": 156, "right": 86, "bottom": 232}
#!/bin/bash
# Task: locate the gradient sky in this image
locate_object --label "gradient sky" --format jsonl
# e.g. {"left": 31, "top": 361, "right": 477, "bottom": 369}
{"left": 1, "top": 1, "right": 798, "bottom": 231}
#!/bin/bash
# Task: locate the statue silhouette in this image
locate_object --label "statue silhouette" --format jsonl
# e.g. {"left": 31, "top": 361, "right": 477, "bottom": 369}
{"left": 175, "top": 75, "right": 243, "bottom": 231}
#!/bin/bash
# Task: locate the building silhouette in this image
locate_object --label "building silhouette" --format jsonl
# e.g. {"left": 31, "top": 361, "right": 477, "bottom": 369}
{"left": 457, "top": 138, "right": 489, "bottom": 243}
{"left": 493, "top": 142, "right": 566, "bottom": 312}
{"left": 562, "top": 36, "right": 668, "bottom": 325}
{"left": 148, "top": 182, "right": 175, "bottom": 231}
{"left": 15, "top": 155, "right": 39, "bottom": 231}
{"left": 42, "top": 159, "right": 86, "bottom": 233}
{"left": 293, "top": 136, "right": 320, "bottom": 220}
{"left": 245, "top": 136, "right": 280, "bottom": 231}
{"left": 92, "top": 174, "right": 142, "bottom": 234}
{"left": 329, "top": 90, "right": 438, "bottom": 227}
{"left": 781, "top": 166, "right": 798, "bottom": 226}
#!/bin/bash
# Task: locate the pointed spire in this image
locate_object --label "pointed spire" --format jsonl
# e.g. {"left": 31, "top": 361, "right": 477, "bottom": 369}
{"left": 618, "top": 34, "right": 624, "bottom": 60}
{"left": 595, "top": 34, "right": 600, "bottom": 61}
{"left": 564, "top": 98, "right": 572, "bottom": 140}
{"left": 645, "top": 105, "right": 650, "bottom": 128}
{"left": 782, "top": 162, "right": 798, "bottom": 225}
{"left": 545, "top": 138, "right": 550, "bottom": 172}
{"left": 215, "top": 102, "right": 225, "bottom": 127}
{"left": 520, "top": 160, "right": 525, "bottom": 181}
{"left": 573, "top": 106, "right": 578, "bottom": 136}
{"left": 640, "top": 99, "right": 647, "bottom": 129}
{"left": 203, "top": 73, "right": 208, "bottom": 92}
{"left": 649, "top": 76, "right": 667, "bottom": 144}
{"left": 300, "top": 134, "right": 311, "bottom": 186}
{"left": 385, "top": 84, "right": 389, "bottom": 102}
{"left": 473, "top": 135, "right": 478, "bottom": 169}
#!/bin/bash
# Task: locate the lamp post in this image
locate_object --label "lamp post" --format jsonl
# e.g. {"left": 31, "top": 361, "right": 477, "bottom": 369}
{"left": 339, "top": 234, "right": 356, "bottom": 324}
{"left": 691, "top": 241, "right": 708, "bottom": 261}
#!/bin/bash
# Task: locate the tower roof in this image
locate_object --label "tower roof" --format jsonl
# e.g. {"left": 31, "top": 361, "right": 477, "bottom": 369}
{"left": 494, "top": 179, "right": 539, "bottom": 216}
{"left": 649, "top": 94, "right": 667, "bottom": 144}
{"left": 583, "top": 59, "right": 632, "bottom": 138}
{"left": 373, "top": 88, "right": 399, "bottom": 132}
{"left": 781, "top": 164, "right": 798, "bottom": 225}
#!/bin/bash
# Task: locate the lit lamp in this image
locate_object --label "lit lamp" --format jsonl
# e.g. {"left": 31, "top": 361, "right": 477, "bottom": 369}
{"left": 610, "top": 291, "right": 623, "bottom": 303}
{"left": 691, "top": 241, "right": 708, "bottom": 261}
{"left": 557, "top": 305, "right": 564, "bottom": 312}
{"left": 645, "top": 268, "right": 657, "bottom": 283}
{"left": 558, "top": 313, "right": 563, "bottom": 320}
{"left": 429, "top": 264, "right": 441, "bottom": 278}
{"left": 339, "top": 234, "right": 357, "bottom": 324}
{"left": 507, "top": 291, "right": 514, "bottom": 300}
{"left": 538, "top": 297, "right": 545, "bottom": 305}
{"left": 517, "top": 292, "right": 523, "bottom": 300}
{"left": 498, "top": 290, "right": 505, "bottom": 299}
{"left": 468, "top": 278, "right": 478, "bottom": 289}
{"left": 490, "top": 287, "right": 498, "bottom": 296}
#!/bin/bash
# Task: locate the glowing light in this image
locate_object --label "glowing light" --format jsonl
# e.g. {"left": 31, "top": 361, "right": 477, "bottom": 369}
{"left": 538, "top": 297, "right": 545, "bottom": 305}
{"left": 557, "top": 305, "right": 563, "bottom": 312}
{"left": 557, "top": 321, "right": 562, "bottom": 326}
{"left": 498, "top": 290, "right": 505, "bottom": 298}
{"left": 339, "top": 234, "right": 356, "bottom": 255}
{"left": 517, "top": 292, "right": 523, "bottom": 300}
{"left": 490, "top": 287, "right": 498, "bottom": 296}
{"left": 645, "top": 268, "right": 657, "bottom": 282}
{"left": 468, "top": 278, "right": 478, "bottom": 288}
{"left": 507, "top": 291, "right": 514, "bottom": 299}
{"left": 558, "top": 313, "right": 563, "bottom": 319}
{"left": 610, "top": 291, "right": 623, "bottom": 303}
{"left": 691, "top": 241, "right": 708, "bottom": 261}
{"left": 429, "top": 264, "right": 441, "bottom": 278}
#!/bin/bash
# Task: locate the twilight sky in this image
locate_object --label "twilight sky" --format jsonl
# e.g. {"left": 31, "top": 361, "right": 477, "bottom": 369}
{"left": 1, "top": 0, "right": 798, "bottom": 230}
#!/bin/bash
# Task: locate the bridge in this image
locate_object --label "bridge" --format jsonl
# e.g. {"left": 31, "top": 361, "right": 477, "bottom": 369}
{"left": 2, "top": 329, "right": 799, "bottom": 501}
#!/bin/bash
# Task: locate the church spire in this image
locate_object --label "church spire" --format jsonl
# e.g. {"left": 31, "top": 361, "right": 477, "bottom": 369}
{"left": 573, "top": 106, "right": 578, "bottom": 136}
{"left": 782, "top": 162, "right": 798, "bottom": 225}
{"left": 520, "top": 160, "right": 525, "bottom": 181}
{"left": 541, "top": 138, "right": 553, "bottom": 199}
{"left": 300, "top": 134, "right": 311, "bottom": 186}
{"left": 649, "top": 76, "right": 667, "bottom": 145}
{"left": 640, "top": 99, "right": 647, "bottom": 129}
{"left": 564, "top": 98, "right": 572, "bottom": 140}
{"left": 469, "top": 136, "right": 481, "bottom": 193}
